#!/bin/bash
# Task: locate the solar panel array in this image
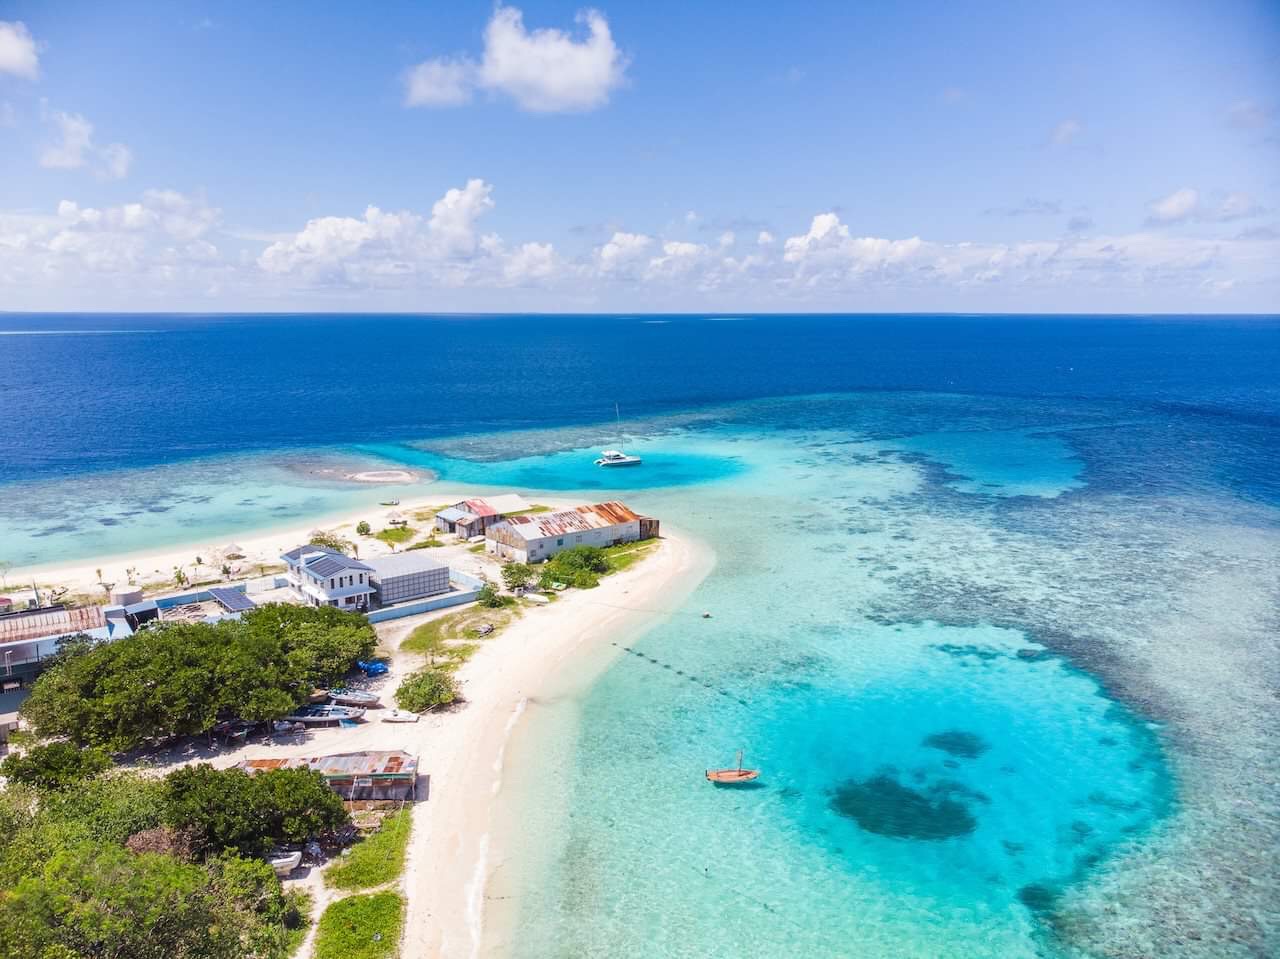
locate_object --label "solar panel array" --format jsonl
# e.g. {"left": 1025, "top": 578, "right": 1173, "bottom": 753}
{"left": 208, "top": 587, "right": 257, "bottom": 613}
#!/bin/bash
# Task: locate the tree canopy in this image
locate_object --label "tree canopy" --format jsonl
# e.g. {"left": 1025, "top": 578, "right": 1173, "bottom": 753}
{"left": 164, "top": 765, "right": 349, "bottom": 858}
{"left": 0, "top": 765, "right": 325, "bottom": 959}
{"left": 0, "top": 741, "right": 111, "bottom": 791}
{"left": 20, "top": 604, "right": 376, "bottom": 750}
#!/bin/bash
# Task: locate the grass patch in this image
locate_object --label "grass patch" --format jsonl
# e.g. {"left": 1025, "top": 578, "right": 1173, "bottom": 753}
{"left": 405, "top": 537, "right": 444, "bottom": 550}
{"left": 313, "top": 891, "right": 403, "bottom": 959}
{"left": 602, "top": 538, "right": 661, "bottom": 573}
{"left": 411, "top": 505, "right": 449, "bottom": 523}
{"left": 467, "top": 543, "right": 486, "bottom": 553}
{"left": 326, "top": 809, "right": 412, "bottom": 892}
{"left": 507, "top": 504, "right": 552, "bottom": 515}
{"left": 400, "top": 604, "right": 522, "bottom": 664}
{"left": 374, "top": 527, "right": 416, "bottom": 545}
{"left": 284, "top": 889, "right": 313, "bottom": 956}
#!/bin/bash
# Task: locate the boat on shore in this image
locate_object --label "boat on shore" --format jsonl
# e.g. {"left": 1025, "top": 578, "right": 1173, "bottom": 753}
{"left": 267, "top": 849, "right": 302, "bottom": 877}
{"left": 706, "top": 750, "right": 760, "bottom": 785}
{"left": 283, "top": 703, "right": 366, "bottom": 724}
{"left": 327, "top": 688, "right": 379, "bottom": 707}
{"left": 379, "top": 498, "right": 400, "bottom": 506}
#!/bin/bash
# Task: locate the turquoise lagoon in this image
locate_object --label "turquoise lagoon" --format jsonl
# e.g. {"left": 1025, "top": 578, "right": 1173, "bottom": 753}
{"left": 4, "top": 393, "right": 1276, "bottom": 957}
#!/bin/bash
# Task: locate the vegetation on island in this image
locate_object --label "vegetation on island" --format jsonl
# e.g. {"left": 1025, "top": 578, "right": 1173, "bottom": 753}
{"left": 394, "top": 667, "right": 460, "bottom": 712}
{"left": 324, "top": 808, "right": 412, "bottom": 892}
{"left": 313, "top": 891, "right": 404, "bottom": 959}
{"left": 400, "top": 603, "right": 521, "bottom": 664}
{"left": 20, "top": 604, "right": 376, "bottom": 750}
{"left": 374, "top": 526, "right": 415, "bottom": 546}
{"left": 356, "top": 520, "right": 372, "bottom": 536}
{"left": 539, "top": 545, "right": 610, "bottom": 589}
{"left": 0, "top": 764, "right": 336, "bottom": 959}
{"left": 309, "top": 531, "right": 355, "bottom": 553}
{"left": 164, "top": 764, "right": 349, "bottom": 858}
{"left": 499, "top": 562, "right": 534, "bottom": 591}
{"left": 0, "top": 741, "right": 112, "bottom": 791}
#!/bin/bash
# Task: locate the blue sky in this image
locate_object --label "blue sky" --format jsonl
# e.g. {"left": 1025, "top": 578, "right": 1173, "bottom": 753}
{"left": 1, "top": 1, "right": 1278, "bottom": 312}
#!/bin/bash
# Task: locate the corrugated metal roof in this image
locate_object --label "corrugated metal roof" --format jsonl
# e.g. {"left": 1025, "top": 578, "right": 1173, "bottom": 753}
{"left": 496, "top": 501, "right": 640, "bottom": 541}
{"left": 238, "top": 750, "right": 417, "bottom": 779}
{"left": 0, "top": 605, "right": 106, "bottom": 643}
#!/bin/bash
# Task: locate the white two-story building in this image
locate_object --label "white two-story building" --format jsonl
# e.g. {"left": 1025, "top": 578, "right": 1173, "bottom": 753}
{"left": 281, "top": 545, "right": 375, "bottom": 610}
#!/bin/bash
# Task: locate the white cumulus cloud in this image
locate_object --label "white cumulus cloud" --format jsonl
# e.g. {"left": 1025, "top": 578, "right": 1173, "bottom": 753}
{"left": 1146, "top": 187, "right": 1265, "bottom": 225}
{"left": 40, "top": 111, "right": 133, "bottom": 180}
{"left": 0, "top": 20, "right": 39, "bottom": 79}
{"left": 404, "top": 5, "right": 627, "bottom": 113}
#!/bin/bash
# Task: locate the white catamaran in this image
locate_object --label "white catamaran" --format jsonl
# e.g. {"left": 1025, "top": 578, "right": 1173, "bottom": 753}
{"left": 595, "top": 403, "right": 643, "bottom": 467}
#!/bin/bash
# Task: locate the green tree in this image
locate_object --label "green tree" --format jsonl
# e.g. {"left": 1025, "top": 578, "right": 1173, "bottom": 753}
{"left": 308, "top": 531, "right": 354, "bottom": 553}
{"left": 0, "top": 742, "right": 111, "bottom": 791}
{"left": 21, "top": 605, "right": 376, "bottom": 750}
{"left": 0, "top": 840, "right": 299, "bottom": 959}
{"left": 163, "top": 765, "right": 348, "bottom": 858}
{"left": 499, "top": 562, "right": 533, "bottom": 591}
{"left": 476, "top": 581, "right": 504, "bottom": 608}
{"left": 394, "top": 667, "right": 459, "bottom": 712}
{"left": 355, "top": 520, "right": 371, "bottom": 536}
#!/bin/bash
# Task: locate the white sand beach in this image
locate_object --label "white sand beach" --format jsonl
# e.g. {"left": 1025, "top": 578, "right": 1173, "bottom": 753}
{"left": 6, "top": 487, "right": 555, "bottom": 599}
{"left": 20, "top": 506, "right": 714, "bottom": 957}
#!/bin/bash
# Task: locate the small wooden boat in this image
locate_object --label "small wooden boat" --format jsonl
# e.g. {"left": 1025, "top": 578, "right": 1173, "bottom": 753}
{"left": 327, "top": 688, "right": 379, "bottom": 707}
{"left": 380, "top": 708, "right": 420, "bottom": 723}
{"left": 379, "top": 499, "right": 400, "bottom": 506}
{"left": 283, "top": 704, "right": 366, "bottom": 724}
{"left": 706, "top": 750, "right": 759, "bottom": 785}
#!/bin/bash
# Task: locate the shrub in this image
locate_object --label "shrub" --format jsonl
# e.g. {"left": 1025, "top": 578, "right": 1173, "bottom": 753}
{"left": 313, "top": 891, "right": 403, "bottom": 959}
{"left": 0, "top": 742, "right": 111, "bottom": 790}
{"left": 356, "top": 520, "right": 371, "bottom": 536}
{"left": 500, "top": 562, "right": 533, "bottom": 590}
{"left": 476, "top": 582, "right": 505, "bottom": 608}
{"left": 325, "top": 808, "right": 412, "bottom": 891}
{"left": 395, "top": 667, "right": 459, "bottom": 712}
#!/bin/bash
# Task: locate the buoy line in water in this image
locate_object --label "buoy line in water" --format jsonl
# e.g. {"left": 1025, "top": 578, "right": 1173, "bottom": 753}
{"left": 610, "top": 642, "right": 751, "bottom": 707}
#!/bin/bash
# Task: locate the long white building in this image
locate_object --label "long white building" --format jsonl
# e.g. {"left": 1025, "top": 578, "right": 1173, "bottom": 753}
{"left": 485, "top": 501, "right": 656, "bottom": 563}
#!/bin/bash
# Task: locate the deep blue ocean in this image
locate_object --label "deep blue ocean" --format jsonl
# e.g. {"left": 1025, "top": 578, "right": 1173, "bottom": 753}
{"left": 1, "top": 313, "right": 1277, "bottom": 958}
{"left": 2, "top": 313, "right": 1278, "bottom": 490}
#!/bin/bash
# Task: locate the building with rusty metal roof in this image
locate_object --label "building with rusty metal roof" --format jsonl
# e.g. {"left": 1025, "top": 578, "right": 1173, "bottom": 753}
{"left": 485, "top": 501, "right": 655, "bottom": 563}
{"left": 237, "top": 750, "right": 418, "bottom": 801}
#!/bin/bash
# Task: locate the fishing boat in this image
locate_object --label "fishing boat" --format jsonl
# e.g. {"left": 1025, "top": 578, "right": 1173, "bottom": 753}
{"left": 706, "top": 750, "right": 760, "bottom": 785}
{"left": 379, "top": 498, "right": 400, "bottom": 506}
{"left": 327, "top": 688, "right": 379, "bottom": 707}
{"left": 282, "top": 703, "right": 366, "bottom": 724}
{"left": 380, "top": 708, "right": 420, "bottom": 723}
{"left": 267, "top": 849, "right": 302, "bottom": 877}
{"left": 595, "top": 403, "right": 642, "bottom": 467}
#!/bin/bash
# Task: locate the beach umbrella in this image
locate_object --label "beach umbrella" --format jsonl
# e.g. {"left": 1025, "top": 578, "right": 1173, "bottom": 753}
{"left": 220, "top": 543, "right": 245, "bottom": 559}
{"left": 386, "top": 511, "right": 404, "bottom": 524}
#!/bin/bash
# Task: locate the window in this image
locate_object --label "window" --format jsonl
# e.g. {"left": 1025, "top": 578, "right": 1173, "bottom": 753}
{"left": 359, "top": 573, "right": 364, "bottom": 584}
{"left": 330, "top": 578, "right": 335, "bottom": 589}
{"left": 557, "top": 538, "right": 564, "bottom": 546}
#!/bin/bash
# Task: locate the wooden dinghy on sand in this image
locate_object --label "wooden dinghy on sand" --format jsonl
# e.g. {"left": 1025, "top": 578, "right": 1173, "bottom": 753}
{"left": 706, "top": 750, "right": 760, "bottom": 785}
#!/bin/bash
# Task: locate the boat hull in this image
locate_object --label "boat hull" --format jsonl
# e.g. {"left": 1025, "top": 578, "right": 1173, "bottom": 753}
{"left": 706, "top": 769, "right": 760, "bottom": 785}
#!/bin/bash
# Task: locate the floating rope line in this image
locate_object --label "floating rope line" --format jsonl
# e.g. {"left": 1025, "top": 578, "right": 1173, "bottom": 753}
{"left": 610, "top": 642, "right": 751, "bottom": 707}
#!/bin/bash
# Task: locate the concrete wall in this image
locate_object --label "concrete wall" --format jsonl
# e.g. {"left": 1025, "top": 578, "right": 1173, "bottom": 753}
{"left": 365, "top": 586, "right": 480, "bottom": 623}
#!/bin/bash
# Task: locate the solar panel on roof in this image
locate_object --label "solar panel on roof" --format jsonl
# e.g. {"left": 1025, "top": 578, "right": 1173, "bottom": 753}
{"left": 208, "top": 588, "right": 257, "bottom": 613}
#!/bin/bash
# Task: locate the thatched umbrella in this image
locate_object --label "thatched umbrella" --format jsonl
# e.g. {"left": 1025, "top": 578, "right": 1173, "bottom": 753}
{"left": 220, "top": 543, "right": 245, "bottom": 559}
